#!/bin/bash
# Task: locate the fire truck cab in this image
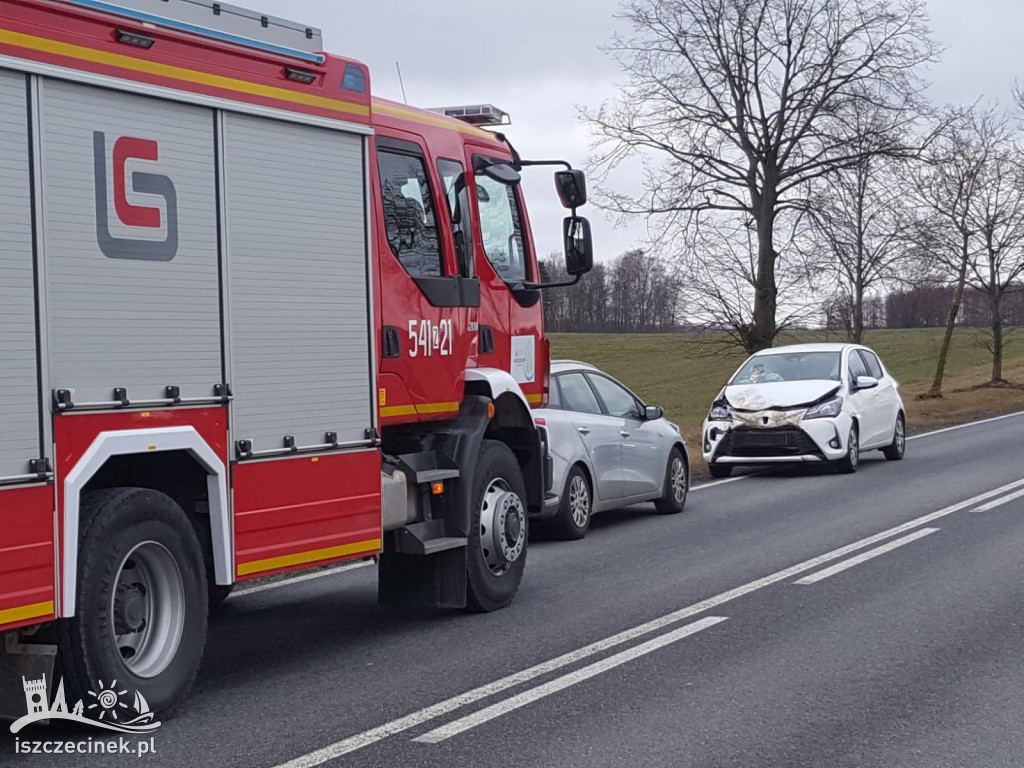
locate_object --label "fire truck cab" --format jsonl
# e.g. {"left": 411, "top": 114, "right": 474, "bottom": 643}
{"left": 0, "top": 0, "right": 592, "bottom": 718}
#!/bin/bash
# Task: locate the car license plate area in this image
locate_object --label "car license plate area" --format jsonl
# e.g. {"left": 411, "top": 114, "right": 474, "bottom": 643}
{"left": 737, "top": 431, "right": 790, "bottom": 447}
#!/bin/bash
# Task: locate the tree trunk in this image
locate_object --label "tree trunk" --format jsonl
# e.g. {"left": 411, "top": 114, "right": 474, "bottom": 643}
{"left": 991, "top": 287, "right": 1003, "bottom": 382}
{"left": 926, "top": 235, "right": 969, "bottom": 397}
{"left": 749, "top": 204, "right": 778, "bottom": 353}
{"left": 853, "top": 188, "right": 865, "bottom": 344}
{"left": 852, "top": 279, "right": 865, "bottom": 344}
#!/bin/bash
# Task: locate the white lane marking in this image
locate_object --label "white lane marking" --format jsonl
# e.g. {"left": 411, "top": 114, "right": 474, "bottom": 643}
{"left": 232, "top": 561, "right": 373, "bottom": 597}
{"left": 906, "top": 410, "right": 1024, "bottom": 441}
{"left": 236, "top": 414, "right": 1022, "bottom": 598}
{"left": 413, "top": 617, "right": 729, "bottom": 745}
{"left": 972, "top": 487, "right": 1024, "bottom": 513}
{"left": 271, "top": 477, "right": 1024, "bottom": 768}
{"left": 794, "top": 528, "right": 940, "bottom": 585}
{"left": 693, "top": 474, "right": 748, "bottom": 491}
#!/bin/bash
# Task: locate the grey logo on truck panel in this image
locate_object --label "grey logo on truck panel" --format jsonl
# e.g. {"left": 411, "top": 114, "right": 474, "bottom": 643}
{"left": 93, "top": 131, "right": 178, "bottom": 261}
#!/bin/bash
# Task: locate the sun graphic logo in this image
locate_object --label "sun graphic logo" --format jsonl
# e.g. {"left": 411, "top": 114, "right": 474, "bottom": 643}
{"left": 9, "top": 674, "right": 160, "bottom": 735}
{"left": 89, "top": 681, "right": 128, "bottom": 721}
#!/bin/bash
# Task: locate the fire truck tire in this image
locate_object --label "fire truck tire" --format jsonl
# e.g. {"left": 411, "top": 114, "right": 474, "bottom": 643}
{"left": 56, "top": 488, "right": 208, "bottom": 719}
{"left": 465, "top": 440, "right": 528, "bottom": 612}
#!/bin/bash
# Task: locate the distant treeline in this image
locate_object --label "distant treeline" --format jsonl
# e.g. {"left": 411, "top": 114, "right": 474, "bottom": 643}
{"left": 540, "top": 250, "right": 681, "bottom": 333}
{"left": 821, "top": 285, "right": 1024, "bottom": 331}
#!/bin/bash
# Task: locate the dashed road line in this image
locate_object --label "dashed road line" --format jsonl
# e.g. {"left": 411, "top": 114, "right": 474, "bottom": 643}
{"left": 794, "top": 528, "right": 940, "bottom": 585}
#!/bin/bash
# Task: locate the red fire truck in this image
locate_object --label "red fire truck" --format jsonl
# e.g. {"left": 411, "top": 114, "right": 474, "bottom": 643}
{"left": 0, "top": 0, "right": 592, "bottom": 717}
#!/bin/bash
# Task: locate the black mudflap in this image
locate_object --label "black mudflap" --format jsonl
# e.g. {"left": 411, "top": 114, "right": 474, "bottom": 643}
{"left": 377, "top": 547, "right": 467, "bottom": 609}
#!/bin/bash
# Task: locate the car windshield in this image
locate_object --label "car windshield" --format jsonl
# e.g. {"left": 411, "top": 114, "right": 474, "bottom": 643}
{"left": 730, "top": 351, "right": 842, "bottom": 384}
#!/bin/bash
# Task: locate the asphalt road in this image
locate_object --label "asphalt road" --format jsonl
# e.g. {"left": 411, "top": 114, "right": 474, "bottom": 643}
{"left": 3, "top": 412, "right": 1023, "bottom": 768}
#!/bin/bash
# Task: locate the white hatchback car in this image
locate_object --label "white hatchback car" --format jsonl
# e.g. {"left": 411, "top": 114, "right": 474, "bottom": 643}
{"left": 534, "top": 361, "right": 689, "bottom": 539}
{"left": 702, "top": 343, "right": 905, "bottom": 476}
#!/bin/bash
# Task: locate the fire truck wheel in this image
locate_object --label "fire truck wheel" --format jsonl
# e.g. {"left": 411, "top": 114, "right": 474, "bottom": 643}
{"left": 466, "top": 440, "right": 528, "bottom": 612}
{"left": 56, "top": 488, "right": 208, "bottom": 718}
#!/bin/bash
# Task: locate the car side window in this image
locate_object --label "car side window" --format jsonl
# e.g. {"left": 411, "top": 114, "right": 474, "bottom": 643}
{"left": 557, "top": 373, "right": 602, "bottom": 415}
{"left": 859, "top": 350, "right": 884, "bottom": 379}
{"left": 587, "top": 374, "right": 641, "bottom": 419}
{"left": 547, "top": 376, "right": 563, "bottom": 409}
{"left": 377, "top": 149, "right": 444, "bottom": 277}
{"left": 848, "top": 351, "right": 869, "bottom": 382}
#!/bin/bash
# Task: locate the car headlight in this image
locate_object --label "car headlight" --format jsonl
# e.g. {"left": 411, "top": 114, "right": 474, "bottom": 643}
{"left": 804, "top": 396, "right": 843, "bottom": 420}
{"left": 667, "top": 421, "right": 681, "bottom": 434}
{"left": 708, "top": 403, "right": 731, "bottom": 421}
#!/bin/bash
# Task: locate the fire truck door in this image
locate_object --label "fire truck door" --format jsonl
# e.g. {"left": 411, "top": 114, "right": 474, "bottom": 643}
{"left": 375, "top": 137, "right": 478, "bottom": 420}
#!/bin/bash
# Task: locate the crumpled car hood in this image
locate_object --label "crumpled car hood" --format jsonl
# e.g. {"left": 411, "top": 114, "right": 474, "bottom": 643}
{"left": 724, "top": 380, "right": 841, "bottom": 411}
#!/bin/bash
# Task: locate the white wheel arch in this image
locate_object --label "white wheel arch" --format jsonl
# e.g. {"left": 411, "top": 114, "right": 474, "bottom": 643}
{"left": 60, "top": 426, "right": 231, "bottom": 617}
{"left": 464, "top": 368, "right": 532, "bottom": 413}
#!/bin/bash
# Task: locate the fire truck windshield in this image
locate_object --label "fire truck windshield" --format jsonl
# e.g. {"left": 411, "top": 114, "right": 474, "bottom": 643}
{"left": 475, "top": 175, "right": 528, "bottom": 283}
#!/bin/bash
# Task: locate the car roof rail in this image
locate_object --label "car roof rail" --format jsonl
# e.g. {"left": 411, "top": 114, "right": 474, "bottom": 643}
{"left": 552, "top": 359, "right": 597, "bottom": 370}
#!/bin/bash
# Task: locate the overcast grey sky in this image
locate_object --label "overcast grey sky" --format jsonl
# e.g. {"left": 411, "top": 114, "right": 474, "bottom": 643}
{"left": 255, "top": 0, "right": 1024, "bottom": 263}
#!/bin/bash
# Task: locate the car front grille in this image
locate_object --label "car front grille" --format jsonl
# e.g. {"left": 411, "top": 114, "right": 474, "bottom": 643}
{"left": 717, "top": 427, "right": 822, "bottom": 458}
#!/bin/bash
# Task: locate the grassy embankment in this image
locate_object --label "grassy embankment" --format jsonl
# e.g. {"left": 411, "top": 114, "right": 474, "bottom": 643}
{"left": 549, "top": 328, "right": 1024, "bottom": 474}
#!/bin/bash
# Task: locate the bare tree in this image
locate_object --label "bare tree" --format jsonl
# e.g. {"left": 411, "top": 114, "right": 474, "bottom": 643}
{"left": 587, "top": 0, "right": 938, "bottom": 352}
{"left": 806, "top": 108, "right": 915, "bottom": 342}
{"left": 677, "top": 213, "right": 820, "bottom": 347}
{"left": 964, "top": 115, "right": 1024, "bottom": 383}
{"left": 908, "top": 107, "right": 996, "bottom": 396}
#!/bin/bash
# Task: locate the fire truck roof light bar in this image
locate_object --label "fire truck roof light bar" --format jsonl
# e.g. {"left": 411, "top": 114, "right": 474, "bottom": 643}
{"left": 429, "top": 104, "right": 510, "bottom": 127}
{"left": 61, "top": 0, "right": 326, "bottom": 64}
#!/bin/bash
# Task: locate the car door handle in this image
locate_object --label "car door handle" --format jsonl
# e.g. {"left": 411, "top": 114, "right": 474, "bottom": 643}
{"left": 620, "top": 431, "right": 630, "bottom": 438}
{"left": 577, "top": 427, "right": 590, "bottom": 435}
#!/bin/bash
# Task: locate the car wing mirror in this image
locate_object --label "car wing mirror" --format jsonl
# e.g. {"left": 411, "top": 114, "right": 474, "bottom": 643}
{"left": 645, "top": 405, "right": 664, "bottom": 421}
{"left": 854, "top": 375, "right": 879, "bottom": 390}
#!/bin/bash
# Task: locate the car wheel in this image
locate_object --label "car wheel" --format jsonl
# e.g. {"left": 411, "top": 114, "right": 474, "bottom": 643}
{"left": 836, "top": 424, "right": 860, "bottom": 474}
{"left": 553, "top": 465, "right": 592, "bottom": 540}
{"left": 882, "top": 413, "right": 906, "bottom": 461}
{"left": 655, "top": 447, "right": 689, "bottom": 514}
{"left": 708, "top": 463, "right": 732, "bottom": 479}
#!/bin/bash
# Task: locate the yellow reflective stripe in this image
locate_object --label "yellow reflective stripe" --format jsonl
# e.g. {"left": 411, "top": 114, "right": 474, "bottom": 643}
{"left": 380, "top": 401, "right": 460, "bottom": 418}
{"left": 0, "top": 29, "right": 369, "bottom": 118}
{"left": 415, "top": 401, "right": 460, "bottom": 414}
{"left": 237, "top": 539, "right": 381, "bottom": 577}
{"left": 374, "top": 101, "right": 493, "bottom": 139}
{"left": 380, "top": 404, "right": 417, "bottom": 418}
{"left": 0, "top": 600, "right": 54, "bottom": 626}
{"left": 526, "top": 393, "right": 542, "bottom": 404}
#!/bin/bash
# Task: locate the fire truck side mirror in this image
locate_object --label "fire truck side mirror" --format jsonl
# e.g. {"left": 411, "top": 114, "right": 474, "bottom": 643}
{"left": 554, "top": 169, "right": 587, "bottom": 209}
{"left": 563, "top": 216, "right": 594, "bottom": 276}
{"left": 480, "top": 162, "right": 521, "bottom": 185}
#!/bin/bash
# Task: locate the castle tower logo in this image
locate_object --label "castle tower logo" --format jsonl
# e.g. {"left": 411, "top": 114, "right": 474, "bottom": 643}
{"left": 9, "top": 674, "right": 161, "bottom": 735}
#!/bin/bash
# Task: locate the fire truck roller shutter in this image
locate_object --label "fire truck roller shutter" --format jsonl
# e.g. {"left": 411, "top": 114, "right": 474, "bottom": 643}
{"left": 222, "top": 113, "right": 372, "bottom": 452}
{"left": 0, "top": 70, "right": 43, "bottom": 480}
{"left": 38, "top": 79, "right": 222, "bottom": 404}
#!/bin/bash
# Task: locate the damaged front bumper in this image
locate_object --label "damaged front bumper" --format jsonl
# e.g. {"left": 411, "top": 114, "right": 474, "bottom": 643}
{"left": 702, "top": 407, "right": 852, "bottom": 465}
